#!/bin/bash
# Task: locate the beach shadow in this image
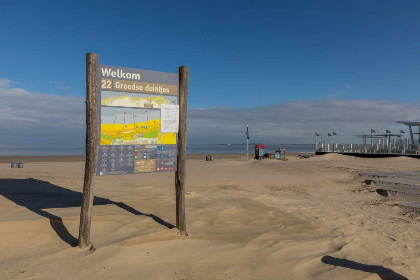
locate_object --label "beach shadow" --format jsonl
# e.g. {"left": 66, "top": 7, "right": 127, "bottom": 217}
{"left": 321, "top": 255, "right": 408, "bottom": 280}
{"left": 0, "top": 178, "right": 174, "bottom": 247}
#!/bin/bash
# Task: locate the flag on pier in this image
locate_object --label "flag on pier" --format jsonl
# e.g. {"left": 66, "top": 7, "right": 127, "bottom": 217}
{"left": 315, "top": 132, "right": 320, "bottom": 136}
{"left": 246, "top": 123, "right": 249, "bottom": 139}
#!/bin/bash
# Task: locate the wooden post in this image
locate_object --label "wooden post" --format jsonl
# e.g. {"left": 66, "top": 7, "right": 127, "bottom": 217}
{"left": 78, "top": 53, "right": 99, "bottom": 248}
{"left": 175, "top": 66, "right": 189, "bottom": 236}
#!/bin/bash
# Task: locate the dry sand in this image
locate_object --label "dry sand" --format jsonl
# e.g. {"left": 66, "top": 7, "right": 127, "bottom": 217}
{"left": 0, "top": 153, "right": 418, "bottom": 279}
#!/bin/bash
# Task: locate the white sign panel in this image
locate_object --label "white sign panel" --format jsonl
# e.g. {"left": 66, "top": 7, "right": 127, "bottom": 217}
{"left": 161, "top": 104, "right": 179, "bottom": 133}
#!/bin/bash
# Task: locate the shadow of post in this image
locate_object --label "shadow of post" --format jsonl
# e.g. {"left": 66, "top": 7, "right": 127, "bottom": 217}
{"left": 0, "top": 178, "right": 174, "bottom": 247}
{"left": 114, "top": 202, "right": 174, "bottom": 229}
{"left": 321, "top": 255, "right": 408, "bottom": 280}
{"left": 36, "top": 208, "right": 78, "bottom": 246}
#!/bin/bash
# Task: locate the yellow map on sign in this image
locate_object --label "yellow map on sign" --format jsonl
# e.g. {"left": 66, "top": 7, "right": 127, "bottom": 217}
{"left": 100, "top": 107, "right": 176, "bottom": 145}
{"left": 101, "top": 119, "right": 176, "bottom": 145}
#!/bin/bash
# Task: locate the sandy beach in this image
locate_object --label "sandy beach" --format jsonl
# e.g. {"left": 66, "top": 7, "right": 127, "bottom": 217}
{"left": 0, "top": 153, "right": 418, "bottom": 279}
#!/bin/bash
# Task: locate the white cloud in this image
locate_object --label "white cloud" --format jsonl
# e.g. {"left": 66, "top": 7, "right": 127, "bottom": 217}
{"left": 0, "top": 78, "right": 14, "bottom": 88}
{"left": 1, "top": 78, "right": 419, "bottom": 147}
{"left": 0, "top": 81, "right": 85, "bottom": 147}
{"left": 344, "top": 84, "right": 352, "bottom": 89}
{"left": 187, "top": 100, "right": 420, "bottom": 144}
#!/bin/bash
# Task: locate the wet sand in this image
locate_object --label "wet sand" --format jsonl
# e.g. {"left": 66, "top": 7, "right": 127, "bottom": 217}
{"left": 0, "top": 153, "right": 418, "bottom": 279}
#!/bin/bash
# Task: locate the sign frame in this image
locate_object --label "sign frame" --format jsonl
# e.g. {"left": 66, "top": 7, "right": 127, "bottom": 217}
{"left": 78, "top": 53, "right": 189, "bottom": 249}
{"left": 97, "top": 64, "right": 180, "bottom": 176}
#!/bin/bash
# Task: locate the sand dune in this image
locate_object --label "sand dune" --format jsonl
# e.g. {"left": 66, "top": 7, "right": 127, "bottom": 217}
{"left": 0, "top": 154, "right": 418, "bottom": 279}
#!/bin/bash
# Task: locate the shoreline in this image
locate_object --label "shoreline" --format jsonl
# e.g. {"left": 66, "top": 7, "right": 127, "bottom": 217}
{"left": 0, "top": 153, "right": 315, "bottom": 163}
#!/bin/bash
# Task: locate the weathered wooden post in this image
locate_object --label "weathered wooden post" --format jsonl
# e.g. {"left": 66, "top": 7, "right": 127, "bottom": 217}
{"left": 78, "top": 53, "right": 99, "bottom": 248}
{"left": 175, "top": 66, "right": 189, "bottom": 236}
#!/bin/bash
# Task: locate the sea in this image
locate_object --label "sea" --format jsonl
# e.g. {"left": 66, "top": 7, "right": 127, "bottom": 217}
{"left": 0, "top": 144, "right": 315, "bottom": 157}
{"left": 187, "top": 144, "right": 315, "bottom": 154}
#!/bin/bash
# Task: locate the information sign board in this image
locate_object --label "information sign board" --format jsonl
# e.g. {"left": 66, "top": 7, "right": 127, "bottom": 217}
{"left": 96, "top": 65, "right": 179, "bottom": 176}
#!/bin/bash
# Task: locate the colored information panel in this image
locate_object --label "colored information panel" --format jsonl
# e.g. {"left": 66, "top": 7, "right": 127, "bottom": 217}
{"left": 97, "top": 65, "right": 179, "bottom": 176}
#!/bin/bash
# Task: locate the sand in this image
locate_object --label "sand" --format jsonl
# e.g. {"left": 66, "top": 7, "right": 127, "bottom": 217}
{"left": 0, "top": 153, "right": 418, "bottom": 279}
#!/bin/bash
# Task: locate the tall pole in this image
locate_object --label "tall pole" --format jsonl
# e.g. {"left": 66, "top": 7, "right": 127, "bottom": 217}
{"left": 246, "top": 123, "right": 249, "bottom": 161}
{"left": 388, "top": 135, "right": 391, "bottom": 153}
{"left": 370, "top": 130, "right": 373, "bottom": 152}
{"left": 246, "top": 138, "right": 249, "bottom": 161}
{"left": 327, "top": 134, "right": 330, "bottom": 152}
{"left": 78, "top": 53, "right": 99, "bottom": 248}
{"left": 175, "top": 66, "right": 189, "bottom": 236}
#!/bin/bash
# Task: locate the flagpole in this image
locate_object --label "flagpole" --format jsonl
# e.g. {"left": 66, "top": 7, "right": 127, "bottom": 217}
{"left": 247, "top": 138, "right": 249, "bottom": 161}
{"left": 328, "top": 134, "right": 330, "bottom": 152}
{"left": 246, "top": 123, "right": 249, "bottom": 161}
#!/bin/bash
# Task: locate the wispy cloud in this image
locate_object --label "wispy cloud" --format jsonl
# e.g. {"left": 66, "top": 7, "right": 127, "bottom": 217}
{"left": 49, "top": 80, "right": 71, "bottom": 90}
{"left": 344, "top": 84, "right": 352, "bottom": 89}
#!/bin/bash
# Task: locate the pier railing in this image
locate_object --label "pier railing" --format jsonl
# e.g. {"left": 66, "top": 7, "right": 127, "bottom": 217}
{"left": 316, "top": 139, "right": 419, "bottom": 155}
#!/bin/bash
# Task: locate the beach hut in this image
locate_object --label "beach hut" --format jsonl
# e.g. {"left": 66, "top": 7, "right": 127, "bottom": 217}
{"left": 254, "top": 144, "right": 265, "bottom": 160}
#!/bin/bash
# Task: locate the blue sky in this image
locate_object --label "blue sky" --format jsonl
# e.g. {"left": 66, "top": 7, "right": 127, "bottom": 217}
{"left": 2, "top": 0, "right": 420, "bottom": 107}
{"left": 1, "top": 0, "right": 420, "bottom": 146}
